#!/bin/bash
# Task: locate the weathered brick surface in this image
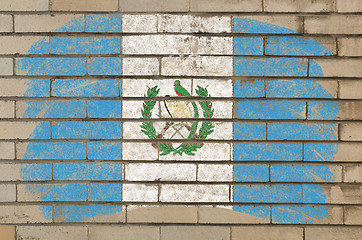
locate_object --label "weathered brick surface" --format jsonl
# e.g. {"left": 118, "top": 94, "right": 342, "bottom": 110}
{"left": 0, "top": 185, "right": 16, "bottom": 202}
{"left": 190, "top": 0, "right": 262, "bottom": 12}
{"left": 336, "top": 0, "right": 362, "bottom": 12}
{"left": 338, "top": 38, "right": 362, "bottom": 56}
{"left": 340, "top": 81, "right": 362, "bottom": 99}
{"left": 344, "top": 165, "right": 362, "bottom": 183}
{"left": 305, "top": 227, "right": 362, "bottom": 240}
{"left": 127, "top": 206, "right": 198, "bottom": 223}
{"left": 0, "top": 206, "right": 51, "bottom": 223}
{"left": 232, "top": 226, "right": 303, "bottom": 240}
{"left": 345, "top": 206, "right": 362, "bottom": 225}
{"left": 17, "top": 226, "right": 87, "bottom": 240}
{"left": 0, "top": 15, "right": 13, "bottom": 32}
{"left": 14, "top": 15, "right": 84, "bottom": 32}
{"left": 0, "top": 101, "right": 14, "bottom": 118}
{"left": 0, "top": 58, "right": 13, "bottom": 76}
{"left": 0, "top": 0, "right": 49, "bottom": 11}
{"left": 0, "top": 225, "right": 15, "bottom": 240}
{"left": 50, "top": 0, "right": 118, "bottom": 11}
{"left": 161, "top": 226, "right": 230, "bottom": 240}
{"left": 305, "top": 16, "right": 362, "bottom": 34}
{"left": 89, "top": 226, "right": 159, "bottom": 240}
{"left": 341, "top": 123, "right": 362, "bottom": 141}
{"left": 264, "top": 0, "right": 335, "bottom": 12}
{"left": 120, "top": 0, "right": 189, "bottom": 12}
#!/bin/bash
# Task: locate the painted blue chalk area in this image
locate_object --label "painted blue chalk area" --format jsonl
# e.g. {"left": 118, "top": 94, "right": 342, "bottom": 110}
{"left": 233, "top": 184, "right": 302, "bottom": 203}
{"left": 54, "top": 205, "right": 123, "bottom": 222}
{"left": 272, "top": 206, "right": 328, "bottom": 224}
{"left": 24, "top": 79, "right": 51, "bottom": 97}
{"left": 22, "top": 142, "right": 86, "bottom": 160}
{"left": 303, "top": 184, "right": 328, "bottom": 203}
{"left": 50, "top": 37, "right": 121, "bottom": 54}
{"left": 304, "top": 144, "right": 339, "bottom": 162}
{"left": 54, "top": 163, "right": 122, "bottom": 181}
{"left": 26, "top": 184, "right": 87, "bottom": 201}
{"left": 233, "top": 37, "right": 263, "bottom": 55}
{"left": 52, "top": 79, "right": 119, "bottom": 97}
{"left": 88, "top": 100, "right": 122, "bottom": 118}
{"left": 86, "top": 14, "right": 122, "bottom": 32}
{"left": 233, "top": 143, "right": 303, "bottom": 161}
{"left": 233, "top": 79, "right": 265, "bottom": 98}
{"left": 52, "top": 121, "right": 122, "bottom": 139}
{"left": 234, "top": 57, "right": 308, "bottom": 77}
{"left": 265, "top": 37, "right": 334, "bottom": 56}
{"left": 21, "top": 101, "right": 86, "bottom": 118}
{"left": 233, "top": 206, "right": 270, "bottom": 219}
{"left": 233, "top": 18, "right": 297, "bottom": 34}
{"left": 27, "top": 38, "right": 50, "bottom": 55}
{"left": 266, "top": 80, "right": 336, "bottom": 99}
{"left": 16, "top": 58, "right": 87, "bottom": 76}
{"left": 268, "top": 123, "right": 338, "bottom": 140}
{"left": 88, "top": 142, "right": 123, "bottom": 160}
{"left": 29, "top": 122, "right": 51, "bottom": 139}
{"left": 20, "top": 164, "right": 52, "bottom": 181}
{"left": 233, "top": 122, "right": 266, "bottom": 140}
{"left": 235, "top": 100, "right": 306, "bottom": 119}
{"left": 55, "top": 17, "right": 85, "bottom": 32}
{"left": 271, "top": 165, "right": 336, "bottom": 182}
{"left": 89, "top": 184, "right": 122, "bottom": 201}
{"left": 308, "top": 101, "right": 341, "bottom": 120}
{"left": 233, "top": 164, "right": 269, "bottom": 182}
{"left": 88, "top": 57, "right": 122, "bottom": 75}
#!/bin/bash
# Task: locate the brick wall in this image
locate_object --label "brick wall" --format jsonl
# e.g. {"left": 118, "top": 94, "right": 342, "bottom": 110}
{"left": 0, "top": 0, "right": 361, "bottom": 239}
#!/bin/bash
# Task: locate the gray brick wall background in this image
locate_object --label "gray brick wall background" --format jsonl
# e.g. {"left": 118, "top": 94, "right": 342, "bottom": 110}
{"left": 0, "top": 0, "right": 361, "bottom": 239}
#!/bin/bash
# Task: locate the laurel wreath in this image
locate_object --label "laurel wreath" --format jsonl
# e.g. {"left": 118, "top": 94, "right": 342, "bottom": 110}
{"left": 140, "top": 85, "right": 214, "bottom": 156}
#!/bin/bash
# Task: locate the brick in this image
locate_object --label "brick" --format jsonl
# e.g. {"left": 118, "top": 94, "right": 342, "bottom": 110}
{"left": 18, "top": 184, "right": 87, "bottom": 202}
{"left": 336, "top": 0, "right": 362, "bottom": 12}
{"left": 264, "top": 0, "right": 335, "bottom": 12}
{"left": 122, "top": 142, "right": 158, "bottom": 161}
{"left": 234, "top": 79, "right": 265, "bottom": 97}
{"left": 341, "top": 123, "right": 362, "bottom": 141}
{"left": 198, "top": 164, "right": 233, "bottom": 182}
{"left": 52, "top": 121, "right": 122, "bottom": 139}
{"left": 54, "top": 163, "right": 122, "bottom": 180}
{"left": 88, "top": 100, "right": 122, "bottom": 118}
{"left": 122, "top": 184, "right": 158, "bottom": 202}
{"left": 233, "top": 164, "right": 269, "bottom": 182}
{"left": 233, "top": 37, "right": 263, "bottom": 55}
{"left": 233, "top": 184, "right": 302, "bottom": 203}
{"left": 305, "top": 16, "right": 362, "bottom": 34}
{"left": 0, "top": 58, "right": 13, "bottom": 76}
{"left": 0, "top": 0, "right": 49, "bottom": 11}
{"left": 303, "top": 184, "right": 362, "bottom": 204}
{"left": 268, "top": 123, "right": 338, "bottom": 141}
{"left": 52, "top": 79, "right": 119, "bottom": 97}
{"left": 338, "top": 38, "right": 362, "bottom": 56}
{"left": 344, "top": 165, "right": 362, "bottom": 183}
{"left": 191, "top": 0, "right": 262, "bottom": 12}
{"left": 308, "top": 101, "right": 362, "bottom": 120}
{"left": 304, "top": 143, "right": 362, "bottom": 162}
{"left": 0, "top": 36, "right": 49, "bottom": 54}
{"left": 51, "top": 0, "right": 118, "bottom": 11}
{"left": 265, "top": 37, "right": 336, "bottom": 56}
{"left": 120, "top": 0, "right": 189, "bottom": 12}
{"left": 162, "top": 57, "right": 232, "bottom": 76}
{"left": 158, "top": 15, "right": 231, "bottom": 33}
{"left": 232, "top": 226, "right": 303, "bottom": 240}
{"left": 123, "top": 58, "right": 159, "bottom": 75}
{"left": 16, "top": 100, "right": 86, "bottom": 118}
{"left": 86, "top": 14, "right": 122, "bottom": 33}
{"left": 160, "top": 184, "right": 229, "bottom": 202}
{"left": 233, "top": 16, "right": 302, "bottom": 34}
{"left": 309, "top": 59, "right": 362, "bottom": 77}
{"left": 127, "top": 205, "right": 198, "bottom": 223}
{"left": 17, "top": 226, "right": 87, "bottom": 240}
{"left": 193, "top": 79, "right": 233, "bottom": 97}
{"left": 0, "top": 164, "right": 51, "bottom": 181}
{"left": 0, "top": 142, "right": 15, "bottom": 160}
{"left": 16, "top": 58, "right": 87, "bottom": 76}
{"left": 234, "top": 143, "right": 303, "bottom": 161}
{"left": 272, "top": 206, "right": 343, "bottom": 224}
{"left": 200, "top": 206, "right": 270, "bottom": 224}
{"left": 0, "top": 79, "right": 50, "bottom": 97}
{"left": 305, "top": 227, "right": 362, "bottom": 240}
{"left": 0, "top": 101, "right": 14, "bottom": 118}
{"left": 125, "top": 163, "right": 196, "bottom": 181}
{"left": 345, "top": 206, "right": 362, "bottom": 225}
{"left": 235, "top": 100, "right": 306, "bottom": 119}
{"left": 0, "top": 15, "right": 13, "bottom": 32}
{"left": 89, "top": 226, "right": 159, "bottom": 240}
{"left": 122, "top": 15, "right": 157, "bottom": 33}
{"left": 235, "top": 57, "right": 308, "bottom": 77}
{"left": 88, "top": 57, "right": 122, "bottom": 75}
{"left": 15, "top": 15, "right": 84, "bottom": 32}
{"left": 87, "top": 142, "right": 122, "bottom": 160}
{"left": 266, "top": 80, "right": 337, "bottom": 98}
{"left": 0, "top": 225, "right": 14, "bottom": 240}
{"left": 50, "top": 37, "right": 121, "bottom": 54}
{"left": 17, "top": 142, "right": 86, "bottom": 160}
{"left": 88, "top": 184, "right": 122, "bottom": 201}
{"left": 271, "top": 164, "right": 342, "bottom": 182}
{"left": 0, "top": 122, "right": 50, "bottom": 139}
{"left": 0, "top": 205, "right": 52, "bottom": 223}
{"left": 54, "top": 205, "right": 124, "bottom": 223}
{"left": 340, "top": 81, "right": 362, "bottom": 99}
{"left": 0, "top": 184, "right": 16, "bottom": 202}
{"left": 161, "top": 226, "right": 230, "bottom": 240}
